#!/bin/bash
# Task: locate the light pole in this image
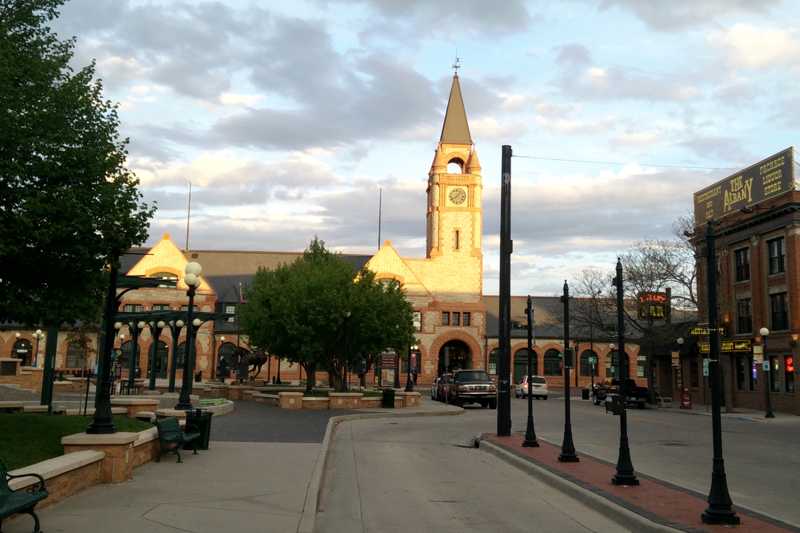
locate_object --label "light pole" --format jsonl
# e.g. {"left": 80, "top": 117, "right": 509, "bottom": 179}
{"left": 700, "top": 220, "right": 739, "bottom": 525}
{"left": 523, "top": 295, "right": 538, "bottom": 447}
{"left": 612, "top": 258, "right": 638, "bottom": 485}
{"left": 167, "top": 319, "right": 185, "bottom": 392}
{"left": 559, "top": 281, "right": 578, "bottom": 462}
{"left": 127, "top": 321, "right": 146, "bottom": 394}
{"left": 176, "top": 262, "right": 202, "bottom": 410}
{"left": 675, "top": 337, "right": 684, "bottom": 400}
{"left": 405, "top": 344, "right": 417, "bottom": 392}
{"left": 32, "top": 329, "right": 44, "bottom": 367}
{"left": 760, "top": 327, "right": 774, "bottom": 419}
{"left": 147, "top": 321, "right": 166, "bottom": 390}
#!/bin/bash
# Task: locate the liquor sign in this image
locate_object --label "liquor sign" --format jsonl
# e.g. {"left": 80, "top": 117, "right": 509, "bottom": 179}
{"left": 637, "top": 292, "right": 669, "bottom": 320}
{"left": 699, "top": 339, "right": 752, "bottom": 354}
{"left": 693, "top": 147, "right": 795, "bottom": 225}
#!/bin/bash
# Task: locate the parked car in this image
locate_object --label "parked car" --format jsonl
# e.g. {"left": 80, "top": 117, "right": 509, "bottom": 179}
{"left": 515, "top": 375, "right": 548, "bottom": 399}
{"left": 592, "top": 378, "right": 648, "bottom": 409}
{"left": 446, "top": 369, "right": 497, "bottom": 408}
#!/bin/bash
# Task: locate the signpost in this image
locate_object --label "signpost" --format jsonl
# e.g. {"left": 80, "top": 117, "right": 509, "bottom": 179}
{"left": 694, "top": 147, "right": 795, "bottom": 224}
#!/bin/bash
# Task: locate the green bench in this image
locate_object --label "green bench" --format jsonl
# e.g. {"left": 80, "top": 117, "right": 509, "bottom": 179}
{"left": 1, "top": 459, "right": 48, "bottom": 532}
{"left": 155, "top": 417, "right": 200, "bottom": 463}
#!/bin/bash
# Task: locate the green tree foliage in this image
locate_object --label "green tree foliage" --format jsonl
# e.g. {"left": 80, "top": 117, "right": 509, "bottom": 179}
{"left": 0, "top": 0, "right": 155, "bottom": 325}
{"left": 241, "top": 238, "right": 415, "bottom": 392}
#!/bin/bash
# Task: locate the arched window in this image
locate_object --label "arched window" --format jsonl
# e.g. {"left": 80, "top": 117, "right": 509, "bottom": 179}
{"left": 149, "top": 271, "right": 178, "bottom": 288}
{"left": 514, "top": 349, "right": 537, "bottom": 383}
{"left": 579, "top": 350, "right": 599, "bottom": 376}
{"left": 11, "top": 339, "right": 32, "bottom": 366}
{"left": 150, "top": 340, "right": 168, "bottom": 379}
{"left": 175, "top": 342, "right": 187, "bottom": 367}
{"left": 606, "top": 350, "right": 628, "bottom": 378}
{"left": 447, "top": 158, "right": 464, "bottom": 174}
{"left": 117, "top": 341, "right": 134, "bottom": 371}
{"left": 66, "top": 342, "right": 87, "bottom": 368}
{"left": 544, "top": 349, "right": 562, "bottom": 376}
{"left": 488, "top": 348, "right": 500, "bottom": 375}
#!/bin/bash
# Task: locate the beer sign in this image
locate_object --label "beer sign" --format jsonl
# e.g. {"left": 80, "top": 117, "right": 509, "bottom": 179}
{"left": 637, "top": 292, "right": 668, "bottom": 320}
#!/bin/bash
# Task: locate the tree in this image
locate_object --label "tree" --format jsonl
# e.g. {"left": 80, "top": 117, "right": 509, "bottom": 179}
{"left": 240, "top": 238, "right": 415, "bottom": 392}
{"left": 0, "top": 0, "right": 155, "bottom": 326}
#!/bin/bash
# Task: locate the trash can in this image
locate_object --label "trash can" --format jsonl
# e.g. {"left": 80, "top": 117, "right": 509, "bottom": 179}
{"left": 581, "top": 388, "right": 590, "bottom": 400}
{"left": 382, "top": 388, "right": 396, "bottom": 408}
{"left": 184, "top": 408, "right": 214, "bottom": 450}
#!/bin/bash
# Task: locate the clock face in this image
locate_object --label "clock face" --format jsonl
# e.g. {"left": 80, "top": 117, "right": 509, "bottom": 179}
{"left": 448, "top": 187, "right": 467, "bottom": 205}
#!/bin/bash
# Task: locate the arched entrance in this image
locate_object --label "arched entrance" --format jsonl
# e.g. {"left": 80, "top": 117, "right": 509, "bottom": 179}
{"left": 438, "top": 340, "right": 471, "bottom": 374}
{"left": 11, "top": 339, "right": 32, "bottom": 366}
{"left": 218, "top": 342, "right": 237, "bottom": 377}
{"left": 149, "top": 341, "right": 168, "bottom": 379}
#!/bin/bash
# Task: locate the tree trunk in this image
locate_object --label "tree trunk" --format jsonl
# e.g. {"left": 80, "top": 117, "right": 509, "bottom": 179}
{"left": 303, "top": 362, "right": 316, "bottom": 393}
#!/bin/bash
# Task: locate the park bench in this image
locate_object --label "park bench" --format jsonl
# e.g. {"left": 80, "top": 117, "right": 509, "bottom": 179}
{"left": 155, "top": 417, "right": 199, "bottom": 463}
{"left": 0, "top": 459, "right": 48, "bottom": 532}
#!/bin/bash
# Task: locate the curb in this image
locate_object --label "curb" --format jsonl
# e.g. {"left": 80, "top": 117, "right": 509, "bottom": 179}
{"left": 478, "top": 438, "right": 681, "bottom": 533}
{"left": 296, "top": 405, "right": 463, "bottom": 533}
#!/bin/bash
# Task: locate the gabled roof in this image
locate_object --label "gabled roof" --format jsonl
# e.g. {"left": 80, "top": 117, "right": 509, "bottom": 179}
{"left": 439, "top": 74, "right": 472, "bottom": 145}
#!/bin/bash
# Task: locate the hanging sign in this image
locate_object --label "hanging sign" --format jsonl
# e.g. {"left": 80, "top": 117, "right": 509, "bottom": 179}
{"left": 753, "top": 345, "right": 764, "bottom": 364}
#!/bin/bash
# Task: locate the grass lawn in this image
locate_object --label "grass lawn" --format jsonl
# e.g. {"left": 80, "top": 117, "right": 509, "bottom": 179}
{"left": 0, "top": 414, "right": 152, "bottom": 470}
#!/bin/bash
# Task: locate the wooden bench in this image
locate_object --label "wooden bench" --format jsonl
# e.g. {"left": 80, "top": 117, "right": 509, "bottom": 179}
{"left": 1, "top": 459, "right": 48, "bottom": 532}
{"left": 155, "top": 417, "right": 199, "bottom": 463}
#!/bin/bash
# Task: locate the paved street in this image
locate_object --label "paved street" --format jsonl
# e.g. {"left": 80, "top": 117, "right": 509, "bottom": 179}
{"left": 318, "top": 416, "right": 631, "bottom": 533}
{"left": 412, "top": 395, "right": 800, "bottom": 528}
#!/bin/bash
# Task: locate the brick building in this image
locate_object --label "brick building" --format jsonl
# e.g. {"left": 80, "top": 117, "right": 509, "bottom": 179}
{"left": 693, "top": 148, "right": 800, "bottom": 414}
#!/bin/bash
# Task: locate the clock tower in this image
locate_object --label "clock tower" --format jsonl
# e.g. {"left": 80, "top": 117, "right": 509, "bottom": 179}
{"left": 425, "top": 73, "right": 483, "bottom": 295}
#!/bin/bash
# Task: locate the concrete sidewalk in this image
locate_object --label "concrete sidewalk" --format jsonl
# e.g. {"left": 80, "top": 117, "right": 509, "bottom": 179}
{"left": 5, "top": 441, "right": 319, "bottom": 533}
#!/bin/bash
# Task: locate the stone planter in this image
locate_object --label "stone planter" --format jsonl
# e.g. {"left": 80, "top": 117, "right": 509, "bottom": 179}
{"left": 278, "top": 392, "right": 303, "bottom": 409}
{"left": 328, "top": 392, "right": 363, "bottom": 409}
{"left": 110, "top": 397, "right": 160, "bottom": 417}
{"left": 62, "top": 432, "right": 139, "bottom": 483}
{"left": 302, "top": 397, "right": 330, "bottom": 410}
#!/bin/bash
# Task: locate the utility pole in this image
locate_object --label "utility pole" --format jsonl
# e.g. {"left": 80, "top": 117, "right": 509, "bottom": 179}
{"left": 497, "top": 145, "right": 513, "bottom": 436}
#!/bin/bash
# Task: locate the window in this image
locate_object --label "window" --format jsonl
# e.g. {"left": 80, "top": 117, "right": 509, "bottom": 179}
{"left": 66, "top": 342, "right": 86, "bottom": 368}
{"left": 606, "top": 351, "right": 620, "bottom": 378}
{"left": 768, "top": 237, "right": 785, "bottom": 275}
{"left": 454, "top": 230, "right": 460, "bottom": 250}
{"left": 636, "top": 356, "right": 646, "bottom": 378}
{"left": 180, "top": 305, "right": 189, "bottom": 311}
{"left": 690, "top": 359, "right": 699, "bottom": 387}
{"left": 785, "top": 356, "right": 795, "bottom": 393}
{"left": 149, "top": 271, "right": 178, "bottom": 288}
{"left": 117, "top": 341, "right": 133, "bottom": 371}
{"left": 488, "top": 348, "right": 499, "bottom": 374}
{"left": 734, "top": 247, "right": 750, "bottom": 282}
{"left": 736, "top": 298, "right": 752, "bottom": 334}
{"left": 463, "top": 312, "right": 471, "bottom": 327}
{"left": 770, "top": 356, "right": 780, "bottom": 392}
{"left": 225, "top": 304, "right": 236, "bottom": 323}
{"left": 413, "top": 311, "right": 422, "bottom": 332}
{"left": 452, "top": 312, "right": 461, "bottom": 326}
{"left": 122, "top": 304, "right": 144, "bottom": 313}
{"left": 152, "top": 304, "right": 170, "bottom": 311}
{"left": 579, "top": 350, "right": 598, "bottom": 377}
{"left": 544, "top": 349, "right": 562, "bottom": 376}
{"left": 735, "top": 355, "right": 748, "bottom": 391}
{"left": 442, "top": 312, "right": 450, "bottom": 326}
{"left": 770, "top": 292, "right": 789, "bottom": 330}
{"left": 175, "top": 342, "right": 186, "bottom": 367}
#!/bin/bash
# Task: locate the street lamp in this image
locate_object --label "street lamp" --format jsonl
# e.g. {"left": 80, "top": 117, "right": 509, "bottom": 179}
{"left": 674, "top": 337, "right": 684, "bottom": 400}
{"left": 405, "top": 344, "right": 418, "bottom": 392}
{"left": 176, "top": 262, "right": 202, "bottom": 410}
{"left": 125, "top": 321, "right": 145, "bottom": 394}
{"left": 759, "top": 327, "right": 774, "bottom": 419}
{"left": 559, "top": 281, "right": 578, "bottom": 462}
{"left": 522, "top": 295, "right": 539, "bottom": 448}
{"left": 146, "top": 320, "right": 166, "bottom": 391}
{"left": 167, "top": 319, "right": 184, "bottom": 393}
{"left": 32, "top": 329, "right": 44, "bottom": 367}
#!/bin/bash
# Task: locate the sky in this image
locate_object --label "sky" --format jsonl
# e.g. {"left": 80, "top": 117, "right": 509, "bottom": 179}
{"left": 52, "top": 0, "right": 798, "bottom": 295}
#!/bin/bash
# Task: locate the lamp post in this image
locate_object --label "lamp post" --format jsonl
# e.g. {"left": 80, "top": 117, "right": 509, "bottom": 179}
{"left": 675, "top": 337, "right": 684, "bottom": 398}
{"left": 523, "top": 295, "right": 538, "bottom": 447}
{"left": 127, "top": 321, "right": 145, "bottom": 394}
{"left": 700, "top": 220, "right": 739, "bottom": 525}
{"left": 589, "top": 355, "right": 597, "bottom": 391}
{"left": 760, "top": 327, "right": 774, "bottom": 419}
{"left": 32, "top": 329, "right": 44, "bottom": 367}
{"left": 612, "top": 258, "right": 638, "bottom": 485}
{"left": 176, "top": 262, "right": 202, "bottom": 410}
{"left": 167, "top": 319, "right": 185, "bottom": 392}
{"left": 405, "top": 344, "right": 417, "bottom": 392}
{"left": 559, "top": 281, "right": 579, "bottom": 462}
{"left": 147, "top": 321, "right": 166, "bottom": 390}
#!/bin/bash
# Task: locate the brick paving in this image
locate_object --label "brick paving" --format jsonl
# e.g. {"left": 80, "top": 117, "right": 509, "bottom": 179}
{"left": 485, "top": 433, "right": 799, "bottom": 533}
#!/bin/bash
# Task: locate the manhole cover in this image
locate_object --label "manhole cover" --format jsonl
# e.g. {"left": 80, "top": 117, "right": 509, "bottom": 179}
{"left": 658, "top": 440, "right": 688, "bottom": 447}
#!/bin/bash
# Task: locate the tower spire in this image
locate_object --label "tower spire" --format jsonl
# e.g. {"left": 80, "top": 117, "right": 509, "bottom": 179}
{"left": 440, "top": 66, "right": 472, "bottom": 145}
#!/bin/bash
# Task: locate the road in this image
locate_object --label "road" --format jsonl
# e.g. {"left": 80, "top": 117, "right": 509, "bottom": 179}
{"left": 319, "top": 395, "right": 800, "bottom": 531}
{"left": 317, "top": 415, "right": 632, "bottom": 533}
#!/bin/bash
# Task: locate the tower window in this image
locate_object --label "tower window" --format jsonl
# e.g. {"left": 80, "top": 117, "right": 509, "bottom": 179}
{"left": 454, "top": 230, "right": 460, "bottom": 250}
{"left": 447, "top": 158, "right": 464, "bottom": 174}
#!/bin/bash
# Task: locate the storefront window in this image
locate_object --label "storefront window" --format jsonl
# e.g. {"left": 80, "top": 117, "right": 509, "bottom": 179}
{"left": 544, "top": 349, "right": 562, "bottom": 376}
{"left": 636, "top": 356, "right": 646, "bottom": 378}
{"left": 488, "top": 348, "right": 499, "bottom": 375}
{"left": 785, "top": 356, "right": 795, "bottom": 393}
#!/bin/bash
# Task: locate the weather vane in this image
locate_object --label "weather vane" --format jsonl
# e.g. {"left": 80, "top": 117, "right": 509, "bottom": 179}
{"left": 452, "top": 56, "right": 461, "bottom": 74}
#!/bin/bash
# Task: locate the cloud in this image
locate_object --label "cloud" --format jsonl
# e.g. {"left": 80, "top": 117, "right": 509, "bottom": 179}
{"left": 708, "top": 23, "right": 800, "bottom": 69}
{"left": 592, "top": 0, "right": 781, "bottom": 31}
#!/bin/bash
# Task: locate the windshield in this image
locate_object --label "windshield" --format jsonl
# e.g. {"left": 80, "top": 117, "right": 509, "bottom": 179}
{"left": 532, "top": 377, "right": 546, "bottom": 384}
{"left": 455, "top": 370, "right": 490, "bottom": 382}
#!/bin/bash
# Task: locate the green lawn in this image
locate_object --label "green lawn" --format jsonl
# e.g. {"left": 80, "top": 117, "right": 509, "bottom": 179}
{"left": 0, "top": 415, "right": 152, "bottom": 470}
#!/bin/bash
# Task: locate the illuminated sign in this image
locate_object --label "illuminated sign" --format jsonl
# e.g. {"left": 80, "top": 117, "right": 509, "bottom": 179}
{"left": 693, "top": 147, "right": 795, "bottom": 225}
{"left": 699, "top": 340, "right": 752, "bottom": 353}
{"left": 637, "top": 292, "right": 669, "bottom": 320}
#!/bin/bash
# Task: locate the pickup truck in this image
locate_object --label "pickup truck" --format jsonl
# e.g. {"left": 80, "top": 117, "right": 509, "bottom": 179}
{"left": 592, "top": 378, "right": 648, "bottom": 409}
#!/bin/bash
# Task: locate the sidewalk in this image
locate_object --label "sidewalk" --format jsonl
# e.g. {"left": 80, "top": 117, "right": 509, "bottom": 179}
{"left": 482, "top": 434, "right": 798, "bottom": 533}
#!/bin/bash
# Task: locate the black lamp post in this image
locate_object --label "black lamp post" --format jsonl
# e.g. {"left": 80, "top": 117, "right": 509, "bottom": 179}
{"left": 405, "top": 344, "right": 417, "bottom": 392}
{"left": 127, "top": 320, "right": 145, "bottom": 393}
{"left": 523, "top": 295, "right": 539, "bottom": 447}
{"left": 146, "top": 320, "right": 166, "bottom": 390}
{"left": 32, "top": 329, "right": 44, "bottom": 367}
{"left": 759, "top": 327, "right": 774, "bottom": 418}
{"left": 612, "top": 258, "right": 639, "bottom": 485}
{"left": 167, "top": 319, "right": 185, "bottom": 393}
{"left": 700, "top": 220, "right": 740, "bottom": 525}
{"left": 559, "top": 281, "right": 579, "bottom": 462}
{"left": 176, "top": 261, "right": 202, "bottom": 410}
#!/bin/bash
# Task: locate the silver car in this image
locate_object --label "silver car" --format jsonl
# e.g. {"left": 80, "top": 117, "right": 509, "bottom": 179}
{"left": 515, "top": 375, "right": 549, "bottom": 399}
